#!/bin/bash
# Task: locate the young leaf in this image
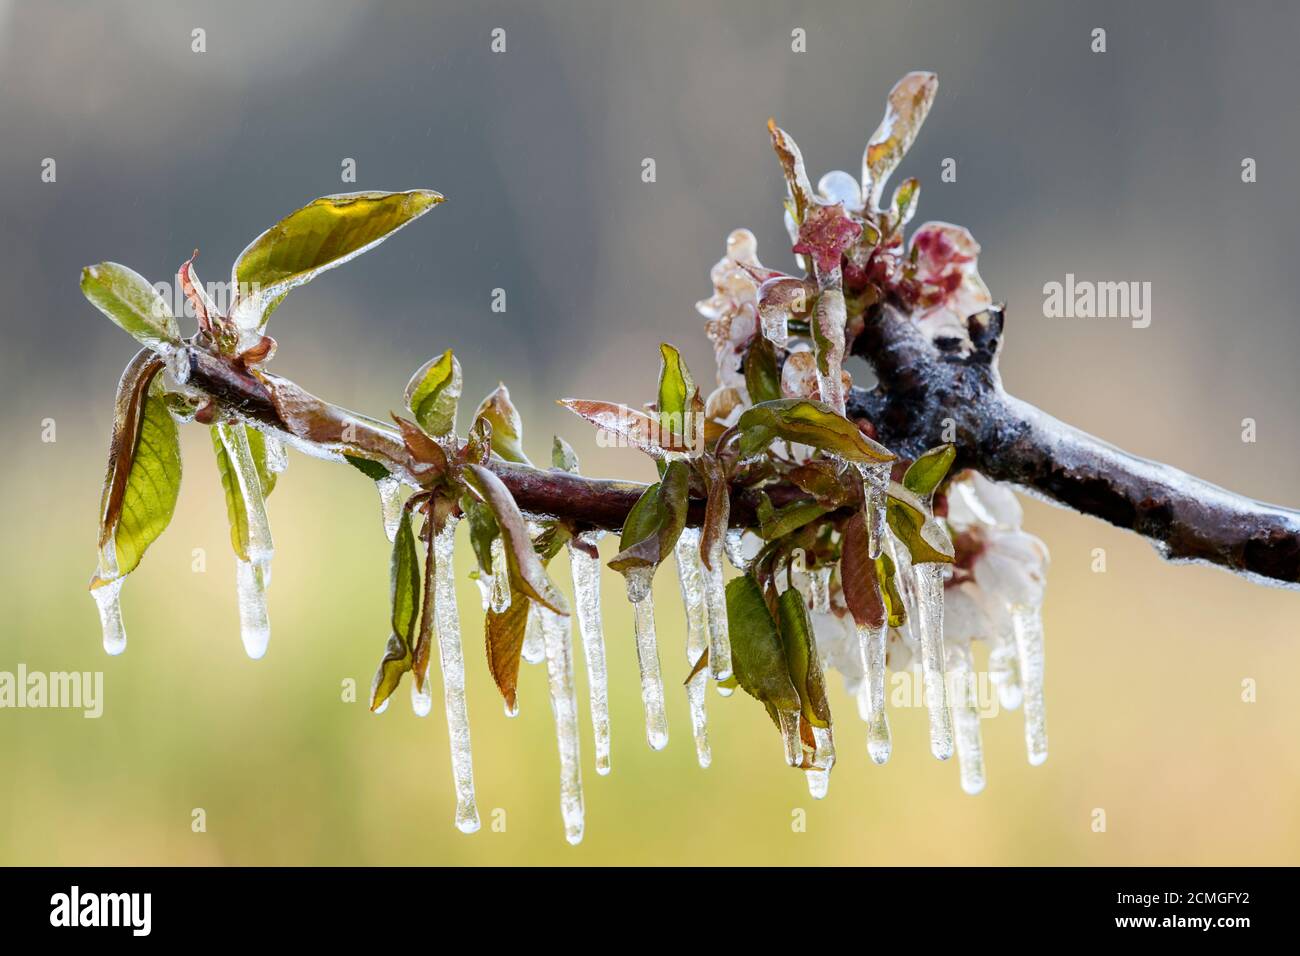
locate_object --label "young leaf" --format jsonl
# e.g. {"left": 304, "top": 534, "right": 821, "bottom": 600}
{"left": 756, "top": 494, "right": 829, "bottom": 541}
{"left": 699, "top": 455, "right": 729, "bottom": 571}
{"left": 767, "top": 119, "right": 816, "bottom": 224}
{"left": 743, "top": 336, "right": 782, "bottom": 405}
{"left": 862, "top": 72, "right": 939, "bottom": 208}
{"left": 393, "top": 415, "right": 450, "bottom": 476}
{"left": 725, "top": 574, "right": 802, "bottom": 718}
{"left": 211, "top": 423, "right": 278, "bottom": 560}
{"left": 231, "top": 189, "right": 443, "bottom": 329}
{"left": 787, "top": 460, "right": 852, "bottom": 507}
{"left": 657, "top": 343, "right": 696, "bottom": 448}
{"left": 473, "top": 384, "right": 529, "bottom": 464}
{"left": 81, "top": 263, "right": 179, "bottom": 351}
{"left": 485, "top": 587, "right": 530, "bottom": 711}
{"left": 737, "top": 399, "right": 895, "bottom": 463}
{"left": 776, "top": 587, "right": 832, "bottom": 729}
{"left": 405, "top": 350, "right": 462, "bottom": 438}
{"left": 608, "top": 460, "right": 690, "bottom": 574}
{"left": 461, "top": 464, "right": 568, "bottom": 614}
{"left": 461, "top": 494, "right": 500, "bottom": 577}
{"left": 552, "top": 435, "right": 580, "bottom": 473}
{"left": 92, "top": 352, "right": 182, "bottom": 585}
{"left": 558, "top": 398, "right": 688, "bottom": 457}
{"left": 840, "top": 512, "right": 886, "bottom": 628}
{"left": 875, "top": 550, "right": 906, "bottom": 629}
{"left": 886, "top": 482, "right": 955, "bottom": 564}
{"left": 902, "top": 443, "right": 956, "bottom": 497}
{"left": 344, "top": 454, "right": 390, "bottom": 481}
{"left": 370, "top": 506, "right": 421, "bottom": 711}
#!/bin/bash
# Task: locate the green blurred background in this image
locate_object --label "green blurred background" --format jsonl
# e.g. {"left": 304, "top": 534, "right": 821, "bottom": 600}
{"left": 3, "top": 0, "right": 1300, "bottom": 865}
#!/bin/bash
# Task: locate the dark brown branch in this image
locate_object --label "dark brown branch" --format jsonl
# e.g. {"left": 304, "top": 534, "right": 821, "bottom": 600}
{"left": 846, "top": 305, "right": 1300, "bottom": 587}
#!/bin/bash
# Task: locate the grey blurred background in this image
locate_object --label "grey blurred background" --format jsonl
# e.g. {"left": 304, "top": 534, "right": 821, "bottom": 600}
{"left": 3, "top": 1, "right": 1300, "bottom": 865}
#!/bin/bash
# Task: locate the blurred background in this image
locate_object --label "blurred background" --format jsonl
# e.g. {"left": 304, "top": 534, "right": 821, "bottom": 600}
{"left": 2, "top": 0, "right": 1300, "bottom": 866}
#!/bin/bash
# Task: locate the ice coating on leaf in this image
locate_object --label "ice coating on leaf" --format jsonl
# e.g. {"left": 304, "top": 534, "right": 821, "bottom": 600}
{"left": 948, "top": 641, "right": 986, "bottom": 794}
{"left": 522, "top": 605, "right": 545, "bottom": 665}
{"left": 235, "top": 558, "right": 272, "bottom": 660}
{"left": 627, "top": 569, "right": 668, "bottom": 751}
{"left": 817, "top": 170, "right": 863, "bottom": 211}
{"left": 92, "top": 576, "right": 126, "bottom": 656}
{"left": 862, "top": 71, "right": 938, "bottom": 209}
{"left": 569, "top": 531, "right": 611, "bottom": 775}
{"left": 1012, "top": 603, "right": 1048, "bottom": 766}
{"left": 431, "top": 517, "right": 480, "bottom": 833}
{"left": 674, "top": 528, "right": 711, "bottom": 768}
{"left": 776, "top": 708, "right": 802, "bottom": 768}
{"left": 489, "top": 536, "right": 510, "bottom": 613}
{"left": 540, "top": 604, "right": 585, "bottom": 844}
{"left": 260, "top": 430, "right": 288, "bottom": 474}
{"left": 858, "top": 622, "right": 891, "bottom": 764}
{"left": 376, "top": 476, "right": 402, "bottom": 542}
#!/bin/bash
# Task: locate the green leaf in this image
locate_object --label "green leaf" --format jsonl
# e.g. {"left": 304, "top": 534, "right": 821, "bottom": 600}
{"left": 743, "top": 336, "right": 782, "bottom": 405}
{"left": 552, "top": 436, "right": 580, "bottom": 473}
{"left": 369, "top": 506, "right": 421, "bottom": 711}
{"left": 462, "top": 464, "right": 568, "bottom": 614}
{"left": 890, "top": 177, "right": 921, "bottom": 230}
{"left": 91, "top": 352, "right": 182, "bottom": 586}
{"left": 886, "top": 482, "right": 954, "bottom": 565}
{"left": 737, "top": 399, "right": 895, "bottom": 464}
{"left": 840, "top": 511, "right": 886, "bottom": 628}
{"left": 81, "top": 263, "right": 179, "bottom": 351}
{"left": 756, "top": 493, "right": 830, "bottom": 541}
{"left": 461, "top": 494, "right": 500, "bottom": 576}
{"left": 473, "top": 384, "right": 529, "bottom": 464}
{"left": 776, "top": 587, "right": 832, "bottom": 729}
{"left": 903, "top": 443, "right": 956, "bottom": 497}
{"left": 211, "top": 424, "right": 279, "bottom": 561}
{"left": 725, "top": 574, "right": 802, "bottom": 718}
{"left": 405, "top": 349, "right": 462, "bottom": 438}
{"left": 485, "top": 587, "right": 530, "bottom": 711}
{"left": 862, "top": 72, "right": 938, "bottom": 208}
{"left": 787, "top": 460, "right": 852, "bottom": 507}
{"left": 699, "top": 454, "right": 730, "bottom": 571}
{"left": 608, "top": 460, "right": 690, "bottom": 574}
{"left": 656, "top": 343, "right": 696, "bottom": 445}
{"left": 344, "top": 454, "right": 390, "bottom": 481}
{"left": 875, "top": 550, "right": 906, "bottom": 629}
{"left": 231, "top": 189, "right": 443, "bottom": 329}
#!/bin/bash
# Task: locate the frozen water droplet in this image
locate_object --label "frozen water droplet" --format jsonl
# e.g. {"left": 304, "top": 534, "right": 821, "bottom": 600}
{"left": 432, "top": 518, "right": 480, "bottom": 833}
{"left": 726, "top": 227, "right": 757, "bottom": 261}
{"left": 674, "top": 529, "right": 711, "bottom": 769}
{"left": 805, "top": 725, "right": 835, "bottom": 798}
{"left": 724, "top": 528, "right": 747, "bottom": 571}
{"left": 776, "top": 709, "right": 803, "bottom": 767}
{"left": 569, "top": 531, "right": 611, "bottom": 775}
{"left": 92, "top": 578, "right": 127, "bottom": 656}
{"left": 1012, "top": 603, "right": 1048, "bottom": 766}
{"left": 376, "top": 476, "right": 402, "bottom": 542}
{"left": 373, "top": 697, "right": 390, "bottom": 715}
{"left": 540, "top": 605, "right": 585, "bottom": 844}
{"left": 235, "top": 558, "right": 271, "bottom": 660}
{"left": 627, "top": 569, "right": 668, "bottom": 751}
{"left": 411, "top": 673, "right": 433, "bottom": 717}
{"left": 817, "top": 169, "right": 863, "bottom": 210}
{"left": 760, "top": 305, "right": 790, "bottom": 349}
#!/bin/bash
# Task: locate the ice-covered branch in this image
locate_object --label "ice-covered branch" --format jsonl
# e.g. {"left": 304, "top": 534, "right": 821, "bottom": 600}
{"left": 846, "top": 305, "right": 1300, "bottom": 588}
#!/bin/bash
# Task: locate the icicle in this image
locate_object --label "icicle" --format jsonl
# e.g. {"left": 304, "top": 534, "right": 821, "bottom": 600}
{"left": 522, "top": 605, "right": 545, "bottom": 664}
{"left": 626, "top": 568, "right": 668, "bottom": 751}
{"left": 432, "top": 517, "right": 480, "bottom": 833}
{"left": 474, "top": 574, "right": 493, "bottom": 612}
{"left": 989, "top": 636, "right": 1023, "bottom": 710}
{"left": 569, "top": 531, "right": 611, "bottom": 775}
{"left": 674, "top": 528, "right": 711, "bottom": 768}
{"left": 776, "top": 708, "right": 802, "bottom": 767}
{"left": 261, "top": 430, "right": 288, "bottom": 474}
{"left": 702, "top": 533, "right": 732, "bottom": 684}
{"left": 948, "top": 643, "right": 986, "bottom": 794}
{"left": 1012, "top": 602, "right": 1048, "bottom": 766}
{"left": 234, "top": 558, "right": 271, "bottom": 660}
{"left": 915, "top": 563, "right": 953, "bottom": 760}
{"left": 857, "top": 621, "right": 891, "bottom": 764}
{"left": 489, "top": 536, "right": 510, "bottom": 613}
{"left": 809, "top": 565, "right": 831, "bottom": 614}
{"left": 805, "top": 725, "right": 835, "bottom": 798}
{"left": 376, "top": 476, "right": 402, "bottom": 542}
{"left": 853, "top": 461, "right": 891, "bottom": 559}
{"left": 411, "top": 664, "right": 433, "bottom": 717}
{"left": 723, "top": 528, "right": 747, "bottom": 570}
{"left": 813, "top": 288, "right": 847, "bottom": 414}
{"left": 218, "top": 423, "right": 273, "bottom": 660}
{"left": 540, "top": 605, "right": 585, "bottom": 845}
{"left": 92, "top": 577, "right": 127, "bottom": 656}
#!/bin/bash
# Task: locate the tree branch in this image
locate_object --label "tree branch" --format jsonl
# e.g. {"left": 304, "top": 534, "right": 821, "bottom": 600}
{"left": 846, "top": 305, "right": 1300, "bottom": 587}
